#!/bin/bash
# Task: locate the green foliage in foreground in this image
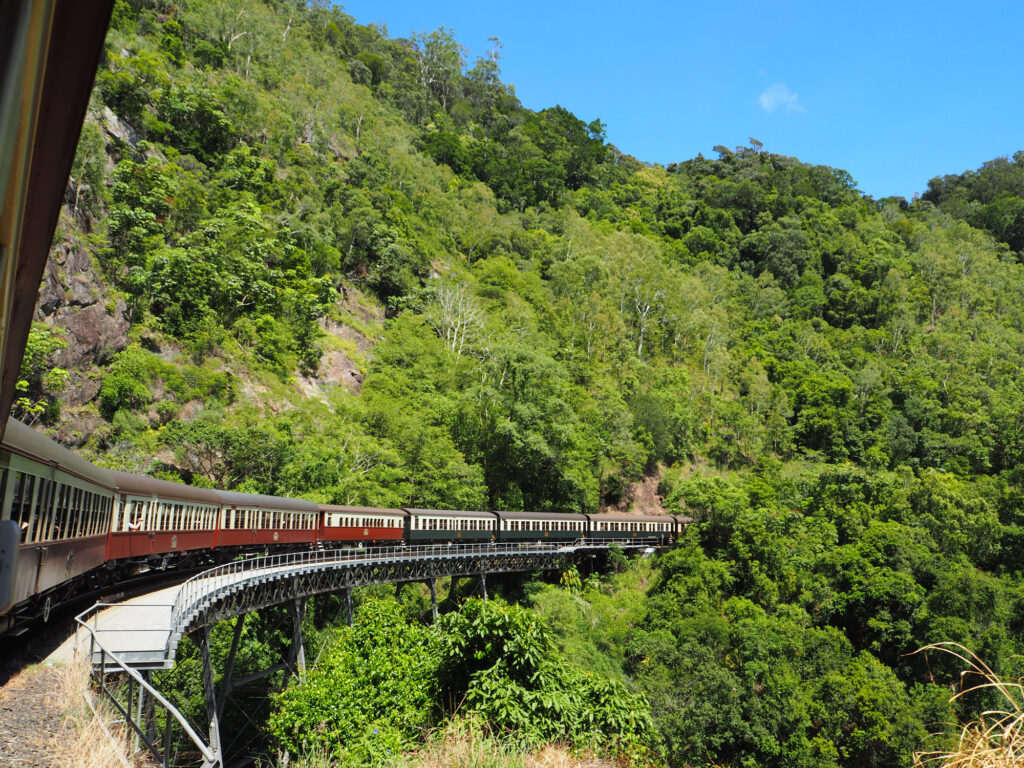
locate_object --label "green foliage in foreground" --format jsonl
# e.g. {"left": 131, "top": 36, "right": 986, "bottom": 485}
{"left": 267, "top": 598, "right": 654, "bottom": 766}
{"left": 268, "top": 600, "right": 440, "bottom": 765}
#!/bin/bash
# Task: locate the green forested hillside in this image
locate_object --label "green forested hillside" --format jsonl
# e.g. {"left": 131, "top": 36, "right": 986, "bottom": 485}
{"left": 22, "top": 1, "right": 1024, "bottom": 766}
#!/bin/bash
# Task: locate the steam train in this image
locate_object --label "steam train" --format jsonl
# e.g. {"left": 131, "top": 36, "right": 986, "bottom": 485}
{"left": 0, "top": 418, "right": 690, "bottom": 634}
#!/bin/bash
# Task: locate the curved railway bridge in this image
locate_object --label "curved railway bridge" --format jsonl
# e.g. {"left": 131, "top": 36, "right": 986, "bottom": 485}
{"left": 69, "top": 537, "right": 656, "bottom": 768}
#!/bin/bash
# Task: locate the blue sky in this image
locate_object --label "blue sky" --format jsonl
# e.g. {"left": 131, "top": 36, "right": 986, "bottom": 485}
{"left": 336, "top": 1, "right": 1024, "bottom": 200}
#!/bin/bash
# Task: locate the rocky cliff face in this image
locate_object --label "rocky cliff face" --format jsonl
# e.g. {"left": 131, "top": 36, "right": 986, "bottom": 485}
{"left": 35, "top": 229, "right": 130, "bottom": 443}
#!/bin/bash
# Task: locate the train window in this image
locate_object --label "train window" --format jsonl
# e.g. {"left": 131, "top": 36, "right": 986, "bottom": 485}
{"left": 51, "top": 483, "right": 66, "bottom": 539}
{"left": 31, "top": 477, "right": 52, "bottom": 543}
{"left": 13, "top": 473, "right": 30, "bottom": 541}
{"left": 86, "top": 491, "right": 95, "bottom": 536}
{"left": 72, "top": 488, "right": 83, "bottom": 536}
{"left": 66, "top": 487, "right": 77, "bottom": 537}
{"left": 77, "top": 489, "right": 86, "bottom": 536}
{"left": 38, "top": 479, "right": 52, "bottom": 539}
{"left": 12, "top": 472, "right": 27, "bottom": 535}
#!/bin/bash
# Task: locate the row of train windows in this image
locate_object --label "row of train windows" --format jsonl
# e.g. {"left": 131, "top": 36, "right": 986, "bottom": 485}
{"left": 222, "top": 509, "right": 316, "bottom": 530}
{"left": 5, "top": 471, "right": 112, "bottom": 544}
{"left": 504, "top": 520, "right": 583, "bottom": 531}
{"left": 595, "top": 522, "right": 672, "bottom": 532}
{"left": 415, "top": 518, "right": 492, "bottom": 531}
{"left": 119, "top": 500, "right": 219, "bottom": 532}
{"left": 328, "top": 516, "right": 402, "bottom": 529}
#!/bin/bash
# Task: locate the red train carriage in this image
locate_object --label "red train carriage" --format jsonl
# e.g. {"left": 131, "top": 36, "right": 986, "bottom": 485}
{"left": 0, "top": 419, "right": 116, "bottom": 624}
{"left": 320, "top": 505, "right": 408, "bottom": 545}
{"left": 214, "top": 490, "right": 319, "bottom": 549}
{"left": 108, "top": 471, "right": 222, "bottom": 560}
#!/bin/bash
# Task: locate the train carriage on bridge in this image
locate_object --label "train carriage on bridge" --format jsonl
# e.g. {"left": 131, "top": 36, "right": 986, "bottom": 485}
{"left": 494, "top": 510, "right": 587, "bottom": 542}
{"left": 215, "top": 491, "right": 319, "bottom": 548}
{"left": 584, "top": 512, "right": 683, "bottom": 543}
{"left": 320, "top": 505, "right": 407, "bottom": 545}
{"left": 406, "top": 508, "right": 497, "bottom": 543}
{"left": 108, "top": 471, "right": 222, "bottom": 560}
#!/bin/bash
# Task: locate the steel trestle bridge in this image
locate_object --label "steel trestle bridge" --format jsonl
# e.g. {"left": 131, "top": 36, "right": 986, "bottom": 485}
{"left": 72, "top": 538, "right": 662, "bottom": 768}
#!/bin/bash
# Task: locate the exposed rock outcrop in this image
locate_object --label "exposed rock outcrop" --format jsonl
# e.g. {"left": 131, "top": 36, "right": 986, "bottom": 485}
{"left": 35, "top": 236, "right": 130, "bottom": 411}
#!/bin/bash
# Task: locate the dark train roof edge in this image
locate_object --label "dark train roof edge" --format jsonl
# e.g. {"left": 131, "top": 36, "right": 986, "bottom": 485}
{"left": 404, "top": 508, "right": 498, "bottom": 518}
{"left": 2, "top": 417, "right": 116, "bottom": 490}
{"left": 492, "top": 510, "right": 588, "bottom": 521}
{"left": 216, "top": 489, "right": 319, "bottom": 512}
{"left": 321, "top": 505, "right": 408, "bottom": 516}
{"left": 110, "top": 470, "right": 222, "bottom": 505}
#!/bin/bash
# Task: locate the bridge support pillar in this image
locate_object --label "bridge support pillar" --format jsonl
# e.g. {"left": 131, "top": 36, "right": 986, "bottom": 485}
{"left": 345, "top": 588, "right": 353, "bottom": 627}
{"left": 140, "top": 669, "right": 156, "bottom": 747}
{"left": 288, "top": 598, "right": 306, "bottom": 677}
{"left": 199, "top": 625, "right": 223, "bottom": 768}
{"left": 480, "top": 573, "right": 488, "bottom": 602}
{"left": 428, "top": 578, "right": 438, "bottom": 622}
{"left": 215, "top": 613, "right": 246, "bottom": 720}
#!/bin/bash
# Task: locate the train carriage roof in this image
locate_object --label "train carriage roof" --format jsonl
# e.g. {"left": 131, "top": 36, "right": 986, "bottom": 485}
{"left": 3, "top": 417, "right": 116, "bottom": 490}
{"left": 321, "top": 505, "right": 408, "bottom": 517}
{"left": 492, "top": 510, "right": 588, "bottom": 521}
{"left": 673, "top": 515, "right": 695, "bottom": 525}
{"left": 586, "top": 512, "right": 679, "bottom": 523}
{"left": 404, "top": 508, "right": 498, "bottom": 519}
{"left": 110, "top": 470, "right": 222, "bottom": 505}
{"left": 216, "top": 490, "right": 319, "bottom": 513}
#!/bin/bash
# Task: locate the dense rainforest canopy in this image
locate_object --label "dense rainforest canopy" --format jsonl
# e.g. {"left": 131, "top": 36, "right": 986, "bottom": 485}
{"left": 22, "top": 1, "right": 1024, "bottom": 766}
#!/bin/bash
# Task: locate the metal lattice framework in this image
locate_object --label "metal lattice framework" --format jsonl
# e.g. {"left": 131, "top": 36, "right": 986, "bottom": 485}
{"left": 167, "top": 540, "right": 627, "bottom": 661}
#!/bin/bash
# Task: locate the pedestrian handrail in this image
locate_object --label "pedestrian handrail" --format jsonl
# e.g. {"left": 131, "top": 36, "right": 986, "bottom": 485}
{"left": 74, "top": 606, "right": 216, "bottom": 765}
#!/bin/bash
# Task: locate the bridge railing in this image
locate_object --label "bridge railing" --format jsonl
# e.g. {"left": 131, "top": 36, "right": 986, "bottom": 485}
{"left": 167, "top": 538, "right": 664, "bottom": 646}
{"left": 74, "top": 605, "right": 216, "bottom": 766}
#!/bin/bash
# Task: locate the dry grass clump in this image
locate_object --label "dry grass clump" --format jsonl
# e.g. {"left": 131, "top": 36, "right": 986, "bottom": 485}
{"left": 914, "top": 643, "right": 1024, "bottom": 768}
{"left": 274, "top": 717, "right": 626, "bottom": 768}
{"left": 395, "top": 718, "right": 619, "bottom": 768}
{"left": 50, "top": 660, "right": 152, "bottom": 768}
